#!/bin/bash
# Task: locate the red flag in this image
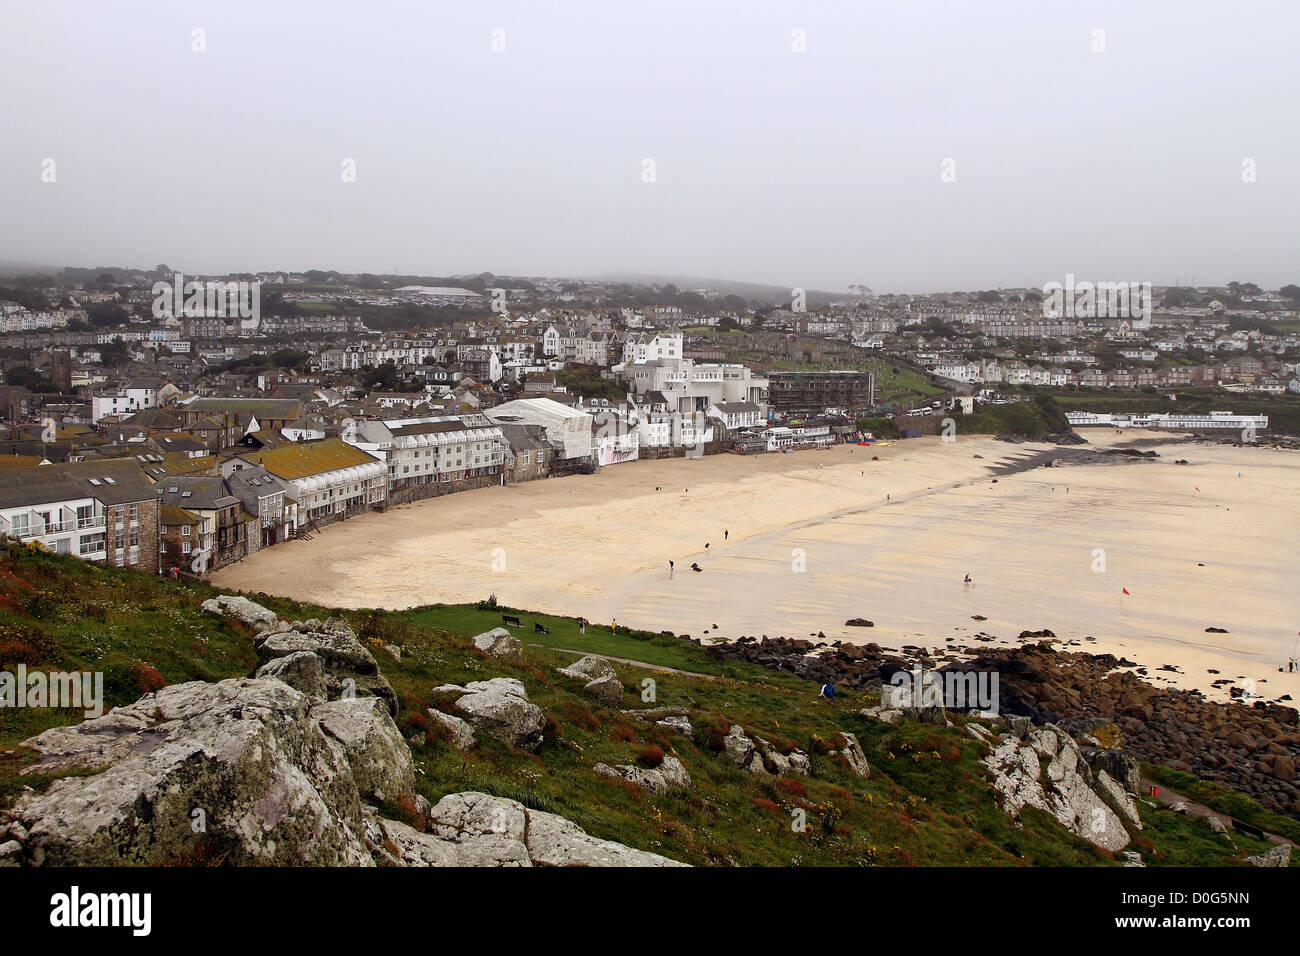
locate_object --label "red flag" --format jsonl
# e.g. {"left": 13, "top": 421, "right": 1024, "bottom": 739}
{"left": 1122, "top": 587, "right": 1130, "bottom": 595}
{"left": 1194, "top": 486, "right": 1200, "bottom": 492}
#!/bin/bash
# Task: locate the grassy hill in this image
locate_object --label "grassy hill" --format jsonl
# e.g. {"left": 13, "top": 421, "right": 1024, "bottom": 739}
{"left": 0, "top": 543, "right": 1280, "bottom": 866}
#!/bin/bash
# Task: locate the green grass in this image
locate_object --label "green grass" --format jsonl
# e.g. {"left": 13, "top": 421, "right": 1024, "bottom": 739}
{"left": 0, "top": 544, "right": 1278, "bottom": 866}
{"left": 400, "top": 604, "right": 785, "bottom": 678}
{"left": 1143, "top": 764, "right": 1300, "bottom": 844}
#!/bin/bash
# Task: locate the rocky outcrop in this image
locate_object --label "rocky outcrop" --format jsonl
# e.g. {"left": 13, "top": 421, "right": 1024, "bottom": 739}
{"left": 556, "top": 655, "right": 623, "bottom": 704}
{"left": 367, "top": 791, "right": 685, "bottom": 867}
{"left": 983, "top": 723, "right": 1141, "bottom": 853}
{"left": 313, "top": 696, "right": 415, "bottom": 804}
{"left": 254, "top": 615, "right": 397, "bottom": 717}
{"left": 558, "top": 655, "right": 616, "bottom": 681}
{"left": 831, "top": 732, "right": 870, "bottom": 778}
{"left": 860, "top": 705, "right": 902, "bottom": 725}
{"left": 705, "top": 631, "right": 1300, "bottom": 817}
{"left": 1245, "top": 844, "right": 1291, "bottom": 868}
{"left": 0, "top": 630, "right": 681, "bottom": 867}
{"left": 594, "top": 756, "right": 691, "bottom": 794}
{"left": 1084, "top": 749, "right": 1143, "bottom": 796}
{"left": 583, "top": 674, "right": 624, "bottom": 704}
{"left": 960, "top": 643, "right": 1300, "bottom": 816}
{"left": 471, "top": 627, "right": 523, "bottom": 662}
{"left": 721, "top": 725, "right": 810, "bottom": 777}
{"left": 3, "top": 677, "right": 387, "bottom": 865}
{"left": 201, "top": 594, "right": 280, "bottom": 632}
{"left": 427, "top": 709, "right": 476, "bottom": 751}
{"left": 656, "top": 715, "right": 694, "bottom": 739}
{"left": 441, "top": 678, "right": 546, "bottom": 752}
{"left": 254, "top": 650, "right": 327, "bottom": 698}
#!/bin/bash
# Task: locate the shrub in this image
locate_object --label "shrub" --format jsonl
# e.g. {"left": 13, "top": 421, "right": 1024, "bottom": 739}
{"left": 696, "top": 713, "right": 731, "bottom": 751}
{"left": 0, "top": 638, "right": 42, "bottom": 667}
{"left": 636, "top": 744, "right": 665, "bottom": 768}
{"left": 774, "top": 777, "right": 808, "bottom": 798}
{"left": 559, "top": 701, "right": 600, "bottom": 732}
{"left": 132, "top": 663, "right": 166, "bottom": 693}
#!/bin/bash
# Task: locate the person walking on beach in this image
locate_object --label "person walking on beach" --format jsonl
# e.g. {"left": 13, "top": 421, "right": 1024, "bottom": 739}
{"left": 669, "top": 560, "right": 674, "bottom": 573}
{"left": 724, "top": 529, "right": 728, "bottom": 541}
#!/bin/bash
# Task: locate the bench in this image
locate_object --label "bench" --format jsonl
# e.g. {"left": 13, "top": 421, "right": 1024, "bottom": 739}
{"left": 533, "top": 622, "right": 550, "bottom": 635}
{"left": 501, "top": 614, "right": 522, "bottom": 627}
{"left": 1231, "top": 818, "right": 1266, "bottom": 841}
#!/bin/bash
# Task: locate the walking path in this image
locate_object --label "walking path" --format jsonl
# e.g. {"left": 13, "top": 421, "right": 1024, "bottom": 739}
{"left": 527, "top": 644, "right": 720, "bottom": 680}
{"left": 1139, "top": 775, "right": 1295, "bottom": 848}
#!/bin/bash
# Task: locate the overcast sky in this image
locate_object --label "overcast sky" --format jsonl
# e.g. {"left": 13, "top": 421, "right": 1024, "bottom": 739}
{"left": 2, "top": 0, "right": 1296, "bottom": 293}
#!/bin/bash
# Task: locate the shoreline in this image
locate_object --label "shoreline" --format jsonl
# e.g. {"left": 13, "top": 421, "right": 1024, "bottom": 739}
{"left": 213, "top": 432, "right": 1300, "bottom": 704}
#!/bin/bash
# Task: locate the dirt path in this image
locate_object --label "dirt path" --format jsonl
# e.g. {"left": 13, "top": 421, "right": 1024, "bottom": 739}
{"left": 528, "top": 644, "right": 720, "bottom": 680}
{"left": 1140, "top": 775, "right": 1295, "bottom": 848}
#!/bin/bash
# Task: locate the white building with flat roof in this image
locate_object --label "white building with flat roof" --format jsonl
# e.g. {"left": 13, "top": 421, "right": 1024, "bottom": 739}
{"left": 1065, "top": 410, "right": 1268, "bottom": 430}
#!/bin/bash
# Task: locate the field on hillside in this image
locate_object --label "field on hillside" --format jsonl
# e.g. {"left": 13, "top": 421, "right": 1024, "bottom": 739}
{"left": 0, "top": 544, "right": 1284, "bottom": 866}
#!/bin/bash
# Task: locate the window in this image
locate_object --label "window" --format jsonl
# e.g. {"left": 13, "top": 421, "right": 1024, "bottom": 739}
{"left": 182, "top": 525, "right": 191, "bottom": 536}
{"left": 182, "top": 541, "right": 191, "bottom": 555}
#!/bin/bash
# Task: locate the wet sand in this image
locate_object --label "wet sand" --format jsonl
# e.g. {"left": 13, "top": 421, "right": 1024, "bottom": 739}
{"left": 214, "top": 433, "right": 1300, "bottom": 703}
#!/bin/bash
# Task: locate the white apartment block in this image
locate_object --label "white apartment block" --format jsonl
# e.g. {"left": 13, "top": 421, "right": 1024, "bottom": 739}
{"left": 623, "top": 356, "right": 767, "bottom": 415}
{"left": 349, "top": 414, "right": 506, "bottom": 488}
{"left": 622, "top": 332, "right": 682, "bottom": 365}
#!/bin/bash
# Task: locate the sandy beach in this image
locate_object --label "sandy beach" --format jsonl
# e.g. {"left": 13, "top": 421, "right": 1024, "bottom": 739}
{"left": 214, "top": 433, "right": 1300, "bottom": 703}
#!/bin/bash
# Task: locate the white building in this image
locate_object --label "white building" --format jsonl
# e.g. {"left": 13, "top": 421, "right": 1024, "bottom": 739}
{"left": 223, "top": 438, "right": 387, "bottom": 524}
{"left": 486, "top": 398, "right": 594, "bottom": 465}
{"left": 1065, "top": 410, "right": 1268, "bottom": 431}
{"left": 709, "top": 401, "right": 763, "bottom": 430}
{"left": 91, "top": 380, "right": 162, "bottom": 423}
{"left": 349, "top": 414, "right": 506, "bottom": 488}
{"left": 622, "top": 332, "right": 683, "bottom": 365}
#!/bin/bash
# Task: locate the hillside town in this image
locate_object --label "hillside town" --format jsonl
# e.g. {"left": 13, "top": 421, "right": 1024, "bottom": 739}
{"left": 1, "top": 268, "right": 1297, "bottom": 577}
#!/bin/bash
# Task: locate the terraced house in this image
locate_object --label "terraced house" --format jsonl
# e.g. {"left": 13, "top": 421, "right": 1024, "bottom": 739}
{"left": 177, "top": 397, "right": 305, "bottom": 450}
{"left": 223, "top": 437, "right": 385, "bottom": 529}
{"left": 348, "top": 414, "right": 506, "bottom": 503}
{"left": 0, "top": 459, "right": 161, "bottom": 573}
{"left": 156, "top": 477, "right": 245, "bottom": 571}
{"left": 159, "top": 502, "right": 211, "bottom": 574}
{"left": 223, "top": 465, "right": 293, "bottom": 550}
